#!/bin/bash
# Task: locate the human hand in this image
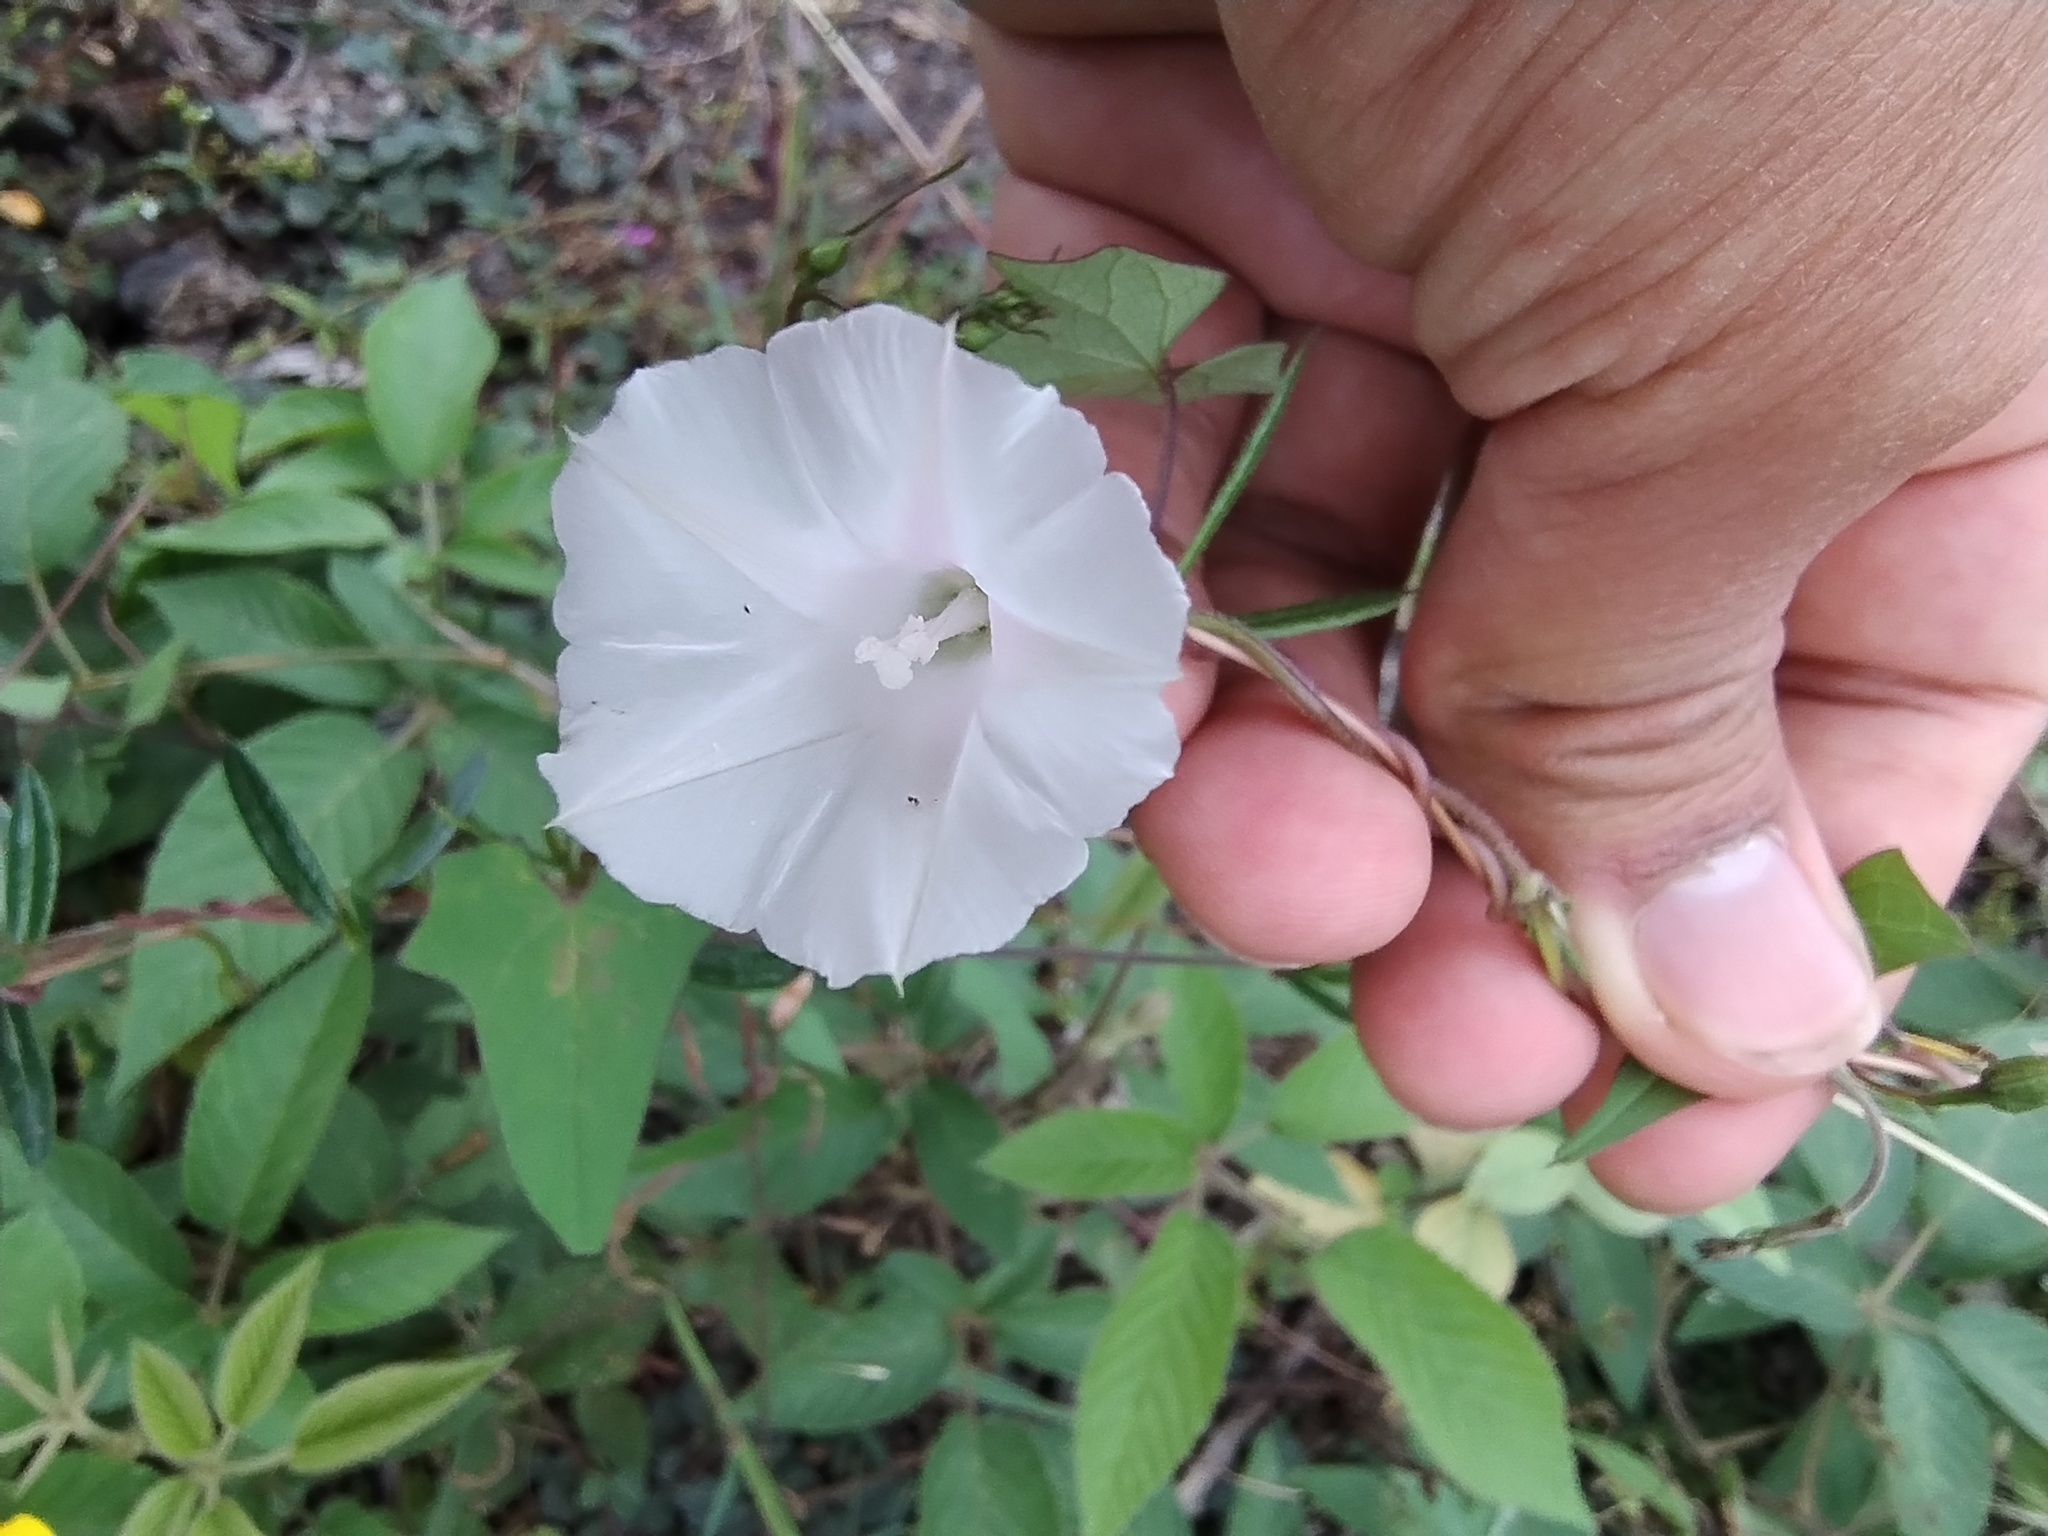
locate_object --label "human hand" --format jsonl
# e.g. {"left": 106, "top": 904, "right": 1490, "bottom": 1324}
{"left": 968, "top": 1, "right": 2048, "bottom": 1211}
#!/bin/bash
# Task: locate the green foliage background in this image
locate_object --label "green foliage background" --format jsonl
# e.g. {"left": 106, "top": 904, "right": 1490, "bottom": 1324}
{"left": 5, "top": 6, "right": 2048, "bottom": 1535}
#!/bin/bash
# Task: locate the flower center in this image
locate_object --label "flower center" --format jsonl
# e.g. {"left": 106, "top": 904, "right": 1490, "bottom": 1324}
{"left": 854, "top": 581, "right": 990, "bottom": 690}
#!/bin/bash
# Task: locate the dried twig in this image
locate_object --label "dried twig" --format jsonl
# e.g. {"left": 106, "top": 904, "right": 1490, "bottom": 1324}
{"left": 786, "top": 0, "right": 987, "bottom": 241}
{"left": 0, "top": 481, "right": 156, "bottom": 697}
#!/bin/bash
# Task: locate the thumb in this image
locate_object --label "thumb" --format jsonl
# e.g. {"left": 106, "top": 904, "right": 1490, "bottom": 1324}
{"left": 1401, "top": 429, "right": 1885, "bottom": 1098}
{"left": 1209, "top": 0, "right": 2048, "bottom": 1094}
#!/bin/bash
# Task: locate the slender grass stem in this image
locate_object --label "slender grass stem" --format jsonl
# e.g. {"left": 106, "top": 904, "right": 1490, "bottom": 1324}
{"left": 661, "top": 1296, "right": 803, "bottom": 1536}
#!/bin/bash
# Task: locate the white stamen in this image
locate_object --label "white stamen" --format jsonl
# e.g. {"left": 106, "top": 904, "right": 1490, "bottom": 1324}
{"left": 855, "top": 584, "right": 989, "bottom": 689}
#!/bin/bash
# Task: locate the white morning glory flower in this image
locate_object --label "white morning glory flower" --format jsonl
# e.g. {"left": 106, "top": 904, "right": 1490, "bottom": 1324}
{"left": 539, "top": 305, "right": 1188, "bottom": 987}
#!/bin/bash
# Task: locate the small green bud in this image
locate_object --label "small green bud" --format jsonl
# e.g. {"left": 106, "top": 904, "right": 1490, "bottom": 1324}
{"left": 801, "top": 237, "right": 851, "bottom": 279}
{"left": 1975, "top": 1055, "right": 2048, "bottom": 1113}
{"left": 1925, "top": 1054, "right": 2048, "bottom": 1113}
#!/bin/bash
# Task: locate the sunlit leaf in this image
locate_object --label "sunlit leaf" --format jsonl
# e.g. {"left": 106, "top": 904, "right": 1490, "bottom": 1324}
{"left": 1310, "top": 1227, "right": 1590, "bottom": 1529}
{"left": 1841, "top": 848, "right": 1970, "bottom": 975}
{"left": 1555, "top": 1058, "right": 1702, "bottom": 1161}
{"left": 1076, "top": 1212, "right": 1239, "bottom": 1536}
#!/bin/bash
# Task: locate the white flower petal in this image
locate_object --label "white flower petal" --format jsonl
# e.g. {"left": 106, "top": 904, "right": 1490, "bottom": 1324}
{"left": 974, "top": 474, "right": 1189, "bottom": 665}
{"left": 763, "top": 306, "right": 957, "bottom": 563}
{"left": 978, "top": 618, "right": 1185, "bottom": 837}
{"left": 544, "top": 646, "right": 853, "bottom": 824}
{"left": 552, "top": 445, "right": 813, "bottom": 655}
{"left": 541, "top": 306, "right": 1191, "bottom": 988}
{"left": 566, "top": 344, "right": 874, "bottom": 621}
{"left": 549, "top": 723, "right": 862, "bottom": 940}
{"left": 938, "top": 340, "right": 1111, "bottom": 557}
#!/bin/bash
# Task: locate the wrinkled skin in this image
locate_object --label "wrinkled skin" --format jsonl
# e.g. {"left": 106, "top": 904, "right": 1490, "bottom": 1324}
{"left": 969, "top": 0, "right": 2048, "bottom": 1210}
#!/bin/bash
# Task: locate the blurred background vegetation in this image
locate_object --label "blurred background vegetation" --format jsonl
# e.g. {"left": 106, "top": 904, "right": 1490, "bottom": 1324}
{"left": 5, "top": 4, "right": 2048, "bottom": 1536}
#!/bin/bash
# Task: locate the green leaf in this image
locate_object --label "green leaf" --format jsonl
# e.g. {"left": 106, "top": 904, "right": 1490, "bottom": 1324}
{"left": 744, "top": 1295, "right": 956, "bottom": 1434}
{"left": 635, "top": 1075, "right": 899, "bottom": 1224}
{"left": 1225, "top": 1427, "right": 1304, "bottom": 1536}
{"left": 371, "top": 749, "right": 486, "bottom": 892}
{"left": 1266, "top": 1034, "right": 1410, "bottom": 1144}
{"left": 287, "top": 1350, "right": 511, "bottom": 1476}
{"left": 1555, "top": 1058, "right": 1703, "bottom": 1161}
{"left": 116, "top": 1477, "right": 203, "bottom": 1536}
{"left": 0, "top": 673, "right": 70, "bottom": 722}
{"left": 990, "top": 1289, "right": 1111, "bottom": 1380}
{"left": 440, "top": 537, "right": 561, "bottom": 598}
{"left": 1174, "top": 341, "right": 1289, "bottom": 401}
{"left": 953, "top": 957, "right": 1054, "bottom": 1094}
{"left": 141, "top": 490, "right": 396, "bottom": 556}
{"left": 6, "top": 765, "right": 59, "bottom": 943}
{"left": 911, "top": 1079, "right": 1028, "bottom": 1256}
{"left": 270, "top": 1221, "right": 508, "bottom": 1337}
{"left": 1916, "top": 1057, "right": 2048, "bottom": 1277}
{"left": 213, "top": 1256, "right": 322, "bottom": 1429}
{"left": 1162, "top": 970, "right": 1245, "bottom": 1141}
{"left": 1935, "top": 1302, "right": 2048, "bottom": 1448}
{"left": 978, "top": 249, "right": 1227, "bottom": 401}
{"left": 1574, "top": 1434, "right": 1696, "bottom": 1536}
{"left": 1877, "top": 1330, "right": 1991, "bottom": 1536}
{"left": 1919, "top": 1054, "right": 2048, "bottom": 1112}
{"left": 363, "top": 275, "right": 499, "bottom": 480}
{"left": 1238, "top": 591, "right": 1403, "bottom": 642}
{"left": 18, "top": 1140, "right": 192, "bottom": 1308}
{"left": 189, "top": 1498, "right": 264, "bottom": 1536}
{"left": 1896, "top": 952, "right": 2034, "bottom": 1037}
{"left": 0, "top": 1209, "right": 85, "bottom": 1434}
{"left": 1075, "top": 1211, "right": 1239, "bottom": 1536}
{"left": 182, "top": 946, "right": 373, "bottom": 1244}
{"left": 220, "top": 743, "right": 340, "bottom": 928}
{"left": 0, "top": 376, "right": 127, "bottom": 580}
{"left": 7, "top": 315, "right": 87, "bottom": 380}
{"left": 1178, "top": 339, "right": 1311, "bottom": 574}
{"left": 1674, "top": 1195, "right": 1872, "bottom": 1335}
{"left": 980, "top": 1108, "right": 1200, "bottom": 1200}
{"left": 129, "top": 1340, "right": 216, "bottom": 1461}
{"left": 573, "top": 1384, "right": 650, "bottom": 1475}
{"left": 459, "top": 451, "right": 565, "bottom": 539}
{"left": 686, "top": 938, "right": 801, "bottom": 991}
{"left": 1841, "top": 848, "right": 1971, "bottom": 975}
{"left": 251, "top": 435, "right": 401, "bottom": 497}
{"left": 404, "top": 845, "right": 704, "bottom": 1254}
{"left": 1464, "top": 1128, "right": 1574, "bottom": 1217}
{"left": 3, "top": 1454, "right": 157, "bottom": 1533}
{"left": 146, "top": 570, "right": 393, "bottom": 707}
{"left": 122, "top": 393, "right": 243, "bottom": 494}
{"left": 114, "top": 712, "right": 422, "bottom": 1093}
{"left": 1555, "top": 1211, "right": 1655, "bottom": 1411}
{"left": 919, "top": 1413, "right": 1064, "bottom": 1536}
{"left": 307, "top": 1502, "right": 400, "bottom": 1536}
{"left": 240, "top": 387, "right": 369, "bottom": 463}
{"left": 0, "top": 1001, "right": 55, "bottom": 1166}
{"left": 122, "top": 641, "right": 187, "bottom": 729}
{"left": 301, "top": 1088, "right": 401, "bottom": 1222}
{"left": 1310, "top": 1226, "right": 1591, "bottom": 1529}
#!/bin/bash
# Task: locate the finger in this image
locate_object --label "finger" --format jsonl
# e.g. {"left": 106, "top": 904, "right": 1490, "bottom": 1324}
{"left": 1357, "top": 434, "right": 2048, "bottom": 1208}
{"left": 1352, "top": 855, "right": 1601, "bottom": 1129}
{"left": 1779, "top": 437, "right": 2048, "bottom": 890}
{"left": 1135, "top": 691, "right": 1434, "bottom": 965}
{"left": 1134, "top": 328, "right": 1463, "bottom": 963}
{"left": 972, "top": 25, "right": 1416, "bottom": 347}
{"left": 1216, "top": 0, "right": 2048, "bottom": 1098}
{"left": 1565, "top": 1047, "right": 1834, "bottom": 1217}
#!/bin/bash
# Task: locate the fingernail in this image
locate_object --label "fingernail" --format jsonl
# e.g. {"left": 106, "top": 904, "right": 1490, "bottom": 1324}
{"left": 1632, "top": 833, "right": 1879, "bottom": 1075}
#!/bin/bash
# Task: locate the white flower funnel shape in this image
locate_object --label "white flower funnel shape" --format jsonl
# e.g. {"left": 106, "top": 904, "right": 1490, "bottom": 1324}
{"left": 540, "top": 306, "right": 1188, "bottom": 987}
